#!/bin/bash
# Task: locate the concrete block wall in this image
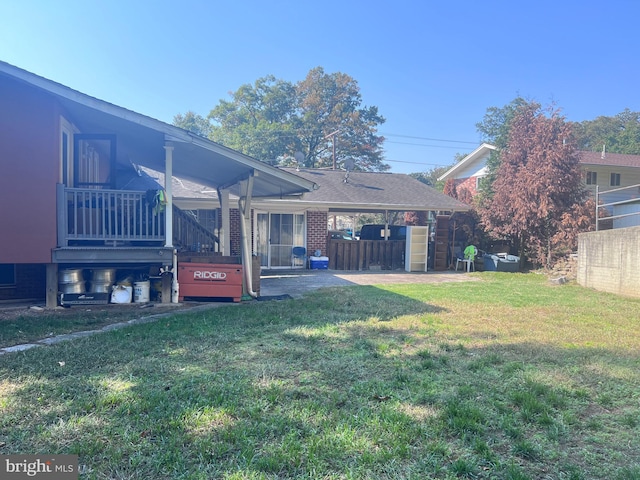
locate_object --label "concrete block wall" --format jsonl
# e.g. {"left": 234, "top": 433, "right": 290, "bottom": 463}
{"left": 306, "top": 211, "right": 328, "bottom": 256}
{"left": 577, "top": 226, "right": 640, "bottom": 298}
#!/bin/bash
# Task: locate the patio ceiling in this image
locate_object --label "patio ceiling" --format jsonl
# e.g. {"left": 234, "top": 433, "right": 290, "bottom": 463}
{"left": 0, "top": 61, "right": 317, "bottom": 198}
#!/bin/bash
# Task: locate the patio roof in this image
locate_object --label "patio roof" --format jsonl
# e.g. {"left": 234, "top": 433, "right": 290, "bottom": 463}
{"left": 0, "top": 60, "right": 317, "bottom": 198}
{"left": 147, "top": 165, "right": 470, "bottom": 214}
{"left": 274, "top": 167, "right": 470, "bottom": 213}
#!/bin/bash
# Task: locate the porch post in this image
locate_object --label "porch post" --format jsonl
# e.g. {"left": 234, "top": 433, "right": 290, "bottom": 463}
{"left": 384, "top": 210, "right": 390, "bottom": 240}
{"left": 239, "top": 174, "right": 257, "bottom": 298}
{"left": 219, "top": 188, "right": 231, "bottom": 256}
{"left": 45, "top": 264, "right": 58, "bottom": 309}
{"left": 163, "top": 143, "right": 174, "bottom": 247}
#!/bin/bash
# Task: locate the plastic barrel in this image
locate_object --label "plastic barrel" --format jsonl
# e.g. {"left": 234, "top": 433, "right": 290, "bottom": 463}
{"left": 133, "top": 281, "right": 151, "bottom": 303}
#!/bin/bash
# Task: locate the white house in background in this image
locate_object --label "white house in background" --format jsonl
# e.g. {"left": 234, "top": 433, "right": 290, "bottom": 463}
{"left": 438, "top": 144, "right": 640, "bottom": 228}
{"left": 436, "top": 143, "right": 496, "bottom": 196}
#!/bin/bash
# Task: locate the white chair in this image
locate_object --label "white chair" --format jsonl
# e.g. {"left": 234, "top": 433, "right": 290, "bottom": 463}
{"left": 459, "top": 245, "right": 477, "bottom": 272}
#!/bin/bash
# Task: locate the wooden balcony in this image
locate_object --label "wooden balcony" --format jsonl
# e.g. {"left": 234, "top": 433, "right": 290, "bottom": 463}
{"left": 53, "top": 185, "right": 219, "bottom": 264}
{"left": 57, "top": 185, "right": 166, "bottom": 246}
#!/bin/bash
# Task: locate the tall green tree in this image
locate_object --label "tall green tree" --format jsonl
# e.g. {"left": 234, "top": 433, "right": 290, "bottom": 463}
{"left": 573, "top": 109, "right": 640, "bottom": 154}
{"left": 476, "top": 96, "right": 529, "bottom": 149}
{"left": 173, "top": 111, "right": 212, "bottom": 137}
{"left": 410, "top": 165, "right": 449, "bottom": 191}
{"left": 203, "top": 67, "right": 387, "bottom": 171}
{"left": 479, "top": 102, "right": 590, "bottom": 267}
{"left": 206, "top": 75, "right": 297, "bottom": 164}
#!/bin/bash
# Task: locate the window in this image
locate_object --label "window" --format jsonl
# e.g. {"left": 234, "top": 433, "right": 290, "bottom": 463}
{"left": 610, "top": 173, "right": 621, "bottom": 187}
{"left": 73, "top": 134, "right": 116, "bottom": 189}
{"left": 586, "top": 171, "right": 597, "bottom": 185}
{"left": 60, "top": 117, "right": 76, "bottom": 186}
{"left": 0, "top": 264, "right": 16, "bottom": 287}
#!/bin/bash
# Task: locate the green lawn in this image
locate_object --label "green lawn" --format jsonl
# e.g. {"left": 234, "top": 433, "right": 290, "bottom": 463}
{"left": 1, "top": 273, "right": 639, "bottom": 479}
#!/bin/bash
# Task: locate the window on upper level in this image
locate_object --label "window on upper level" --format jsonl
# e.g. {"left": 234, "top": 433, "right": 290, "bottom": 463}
{"left": 586, "top": 171, "right": 597, "bottom": 185}
{"left": 73, "top": 134, "right": 116, "bottom": 189}
{"left": 610, "top": 173, "right": 621, "bottom": 186}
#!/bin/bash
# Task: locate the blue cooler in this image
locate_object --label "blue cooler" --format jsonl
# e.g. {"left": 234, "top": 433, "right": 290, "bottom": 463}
{"left": 309, "top": 256, "right": 329, "bottom": 269}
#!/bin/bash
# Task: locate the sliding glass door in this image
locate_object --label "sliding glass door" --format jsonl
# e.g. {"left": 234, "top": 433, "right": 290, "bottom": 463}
{"left": 255, "top": 213, "right": 305, "bottom": 268}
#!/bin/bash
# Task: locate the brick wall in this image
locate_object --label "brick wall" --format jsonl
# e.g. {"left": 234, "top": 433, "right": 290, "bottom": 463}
{"left": 577, "top": 226, "right": 640, "bottom": 298}
{"left": 0, "top": 264, "right": 46, "bottom": 301}
{"left": 230, "top": 208, "right": 242, "bottom": 256}
{"left": 227, "top": 208, "right": 328, "bottom": 258}
{"left": 306, "top": 211, "right": 328, "bottom": 256}
{"left": 456, "top": 177, "right": 478, "bottom": 196}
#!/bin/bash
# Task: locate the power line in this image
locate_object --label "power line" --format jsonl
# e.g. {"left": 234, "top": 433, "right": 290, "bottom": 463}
{"left": 383, "top": 158, "right": 454, "bottom": 168}
{"left": 205, "top": 124, "right": 479, "bottom": 147}
{"left": 380, "top": 133, "right": 478, "bottom": 145}
{"left": 384, "top": 141, "right": 473, "bottom": 149}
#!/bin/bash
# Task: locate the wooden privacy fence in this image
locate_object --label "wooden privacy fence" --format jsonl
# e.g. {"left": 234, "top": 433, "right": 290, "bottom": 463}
{"left": 327, "top": 239, "right": 405, "bottom": 271}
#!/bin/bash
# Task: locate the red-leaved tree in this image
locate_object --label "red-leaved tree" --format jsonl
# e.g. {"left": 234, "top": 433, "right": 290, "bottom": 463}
{"left": 479, "top": 102, "right": 589, "bottom": 268}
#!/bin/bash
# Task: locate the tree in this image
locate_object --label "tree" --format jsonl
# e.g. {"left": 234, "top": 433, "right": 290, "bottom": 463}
{"left": 475, "top": 96, "right": 530, "bottom": 196}
{"left": 476, "top": 96, "right": 529, "bottom": 149}
{"left": 207, "top": 75, "right": 297, "bottom": 164}
{"left": 573, "top": 109, "right": 640, "bottom": 154}
{"left": 203, "top": 67, "right": 387, "bottom": 171}
{"left": 173, "top": 111, "right": 212, "bottom": 137}
{"left": 410, "top": 165, "right": 449, "bottom": 191}
{"left": 479, "top": 102, "right": 589, "bottom": 267}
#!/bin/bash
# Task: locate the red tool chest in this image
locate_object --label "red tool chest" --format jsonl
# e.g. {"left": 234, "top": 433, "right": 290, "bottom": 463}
{"left": 177, "top": 263, "right": 243, "bottom": 302}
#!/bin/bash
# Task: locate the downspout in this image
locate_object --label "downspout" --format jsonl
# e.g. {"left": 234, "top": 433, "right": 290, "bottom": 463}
{"left": 239, "top": 173, "right": 258, "bottom": 298}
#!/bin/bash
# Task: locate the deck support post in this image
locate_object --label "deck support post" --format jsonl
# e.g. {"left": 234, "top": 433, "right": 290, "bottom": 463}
{"left": 45, "top": 264, "right": 58, "bottom": 309}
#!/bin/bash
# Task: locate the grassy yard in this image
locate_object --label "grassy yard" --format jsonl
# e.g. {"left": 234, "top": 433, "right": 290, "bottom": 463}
{"left": 1, "top": 273, "right": 639, "bottom": 479}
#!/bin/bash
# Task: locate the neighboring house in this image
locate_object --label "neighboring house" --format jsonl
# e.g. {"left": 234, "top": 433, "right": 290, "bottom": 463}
{"left": 147, "top": 166, "right": 470, "bottom": 269}
{"left": 438, "top": 144, "right": 640, "bottom": 228}
{"left": 0, "top": 61, "right": 316, "bottom": 306}
{"left": 437, "top": 143, "right": 497, "bottom": 197}
{"left": 580, "top": 150, "right": 640, "bottom": 228}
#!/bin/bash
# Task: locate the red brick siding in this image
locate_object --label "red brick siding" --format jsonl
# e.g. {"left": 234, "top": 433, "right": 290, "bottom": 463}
{"left": 306, "top": 211, "right": 328, "bottom": 256}
{"left": 456, "top": 177, "right": 478, "bottom": 197}
{"left": 227, "top": 209, "right": 328, "bottom": 257}
{"left": 230, "top": 208, "right": 242, "bottom": 256}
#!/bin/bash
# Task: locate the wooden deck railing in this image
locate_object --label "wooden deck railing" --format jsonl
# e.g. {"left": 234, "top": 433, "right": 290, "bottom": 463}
{"left": 173, "top": 206, "right": 220, "bottom": 252}
{"left": 57, "top": 185, "right": 219, "bottom": 250}
{"left": 57, "top": 185, "right": 165, "bottom": 246}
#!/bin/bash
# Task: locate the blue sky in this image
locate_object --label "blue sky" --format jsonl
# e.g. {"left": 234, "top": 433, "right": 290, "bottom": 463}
{"left": 1, "top": 0, "right": 638, "bottom": 174}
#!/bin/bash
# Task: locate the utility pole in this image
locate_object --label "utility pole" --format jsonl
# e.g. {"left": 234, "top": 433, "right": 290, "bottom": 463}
{"left": 324, "top": 130, "right": 340, "bottom": 170}
{"left": 324, "top": 129, "right": 341, "bottom": 229}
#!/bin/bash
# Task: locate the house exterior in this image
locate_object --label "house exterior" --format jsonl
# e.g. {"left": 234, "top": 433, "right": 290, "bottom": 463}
{"left": 0, "top": 61, "right": 316, "bottom": 306}
{"left": 436, "top": 143, "right": 497, "bottom": 198}
{"left": 438, "top": 144, "right": 640, "bottom": 228}
{"left": 146, "top": 166, "right": 470, "bottom": 269}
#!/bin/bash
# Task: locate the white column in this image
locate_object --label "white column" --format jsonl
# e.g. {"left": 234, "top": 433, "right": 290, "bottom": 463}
{"left": 163, "top": 143, "right": 174, "bottom": 247}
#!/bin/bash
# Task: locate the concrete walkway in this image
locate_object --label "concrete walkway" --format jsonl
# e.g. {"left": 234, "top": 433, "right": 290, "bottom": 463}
{"left": 259, "top": 268, "right": 476, "bottom": 298}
